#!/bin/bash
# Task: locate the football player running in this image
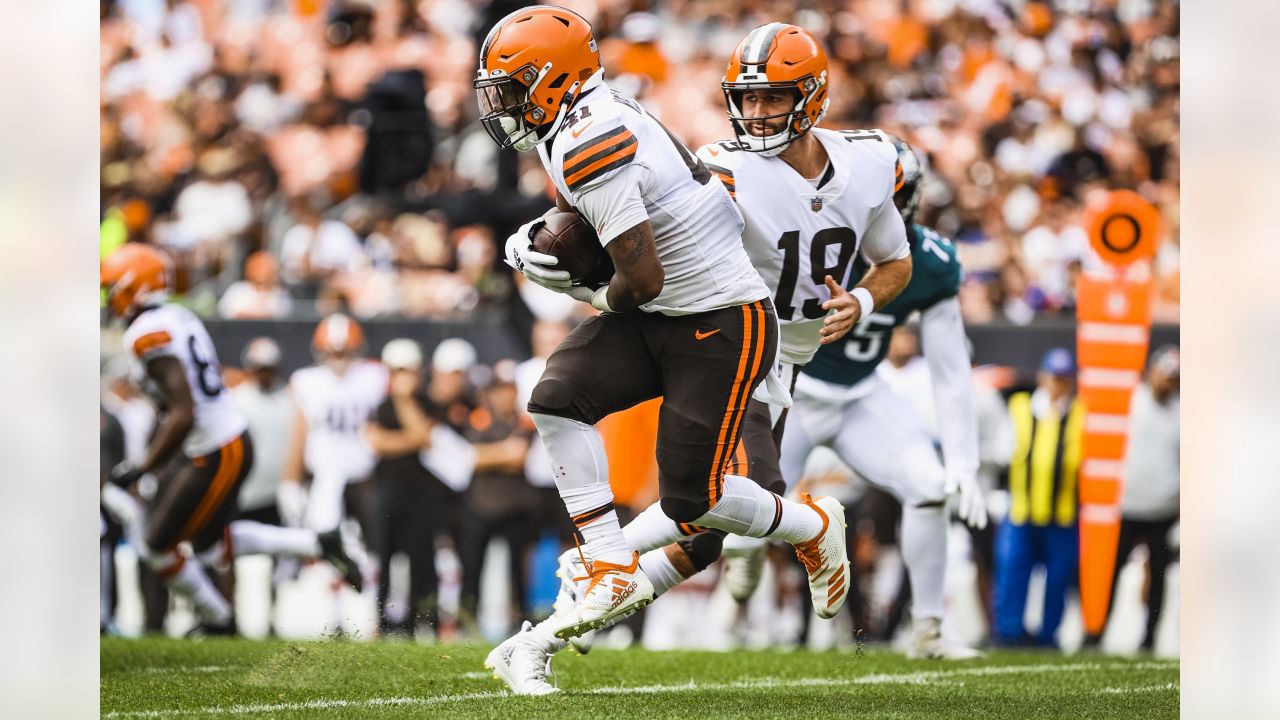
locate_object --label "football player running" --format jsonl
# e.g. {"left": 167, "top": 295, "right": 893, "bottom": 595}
{"left": 476, "top": 7, "right": 851, "bottom": 693}
{"left": 100, "top": 245, "right": 361, "bottom": 636}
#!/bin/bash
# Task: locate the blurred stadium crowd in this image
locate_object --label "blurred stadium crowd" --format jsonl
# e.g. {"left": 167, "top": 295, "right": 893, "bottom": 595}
{"left": 99, "top": 0, "right": 1179, "bottom": 325}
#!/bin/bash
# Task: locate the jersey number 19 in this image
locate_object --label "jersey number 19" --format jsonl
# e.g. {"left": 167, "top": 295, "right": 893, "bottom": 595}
{"left": 774, "top": 226, "right": 858, "bottom": 321}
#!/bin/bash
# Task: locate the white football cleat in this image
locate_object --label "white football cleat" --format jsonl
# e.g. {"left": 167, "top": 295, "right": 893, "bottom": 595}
{"left": 722, "top": 541, "right": 766, "bottom": 604}
{"left": 907, "top": 617, "right": 984, "bottom": 660}
{"left": 484, "top": 621, "right": 559, "bottom": 696}
{"left": 554, "top": 551, "right": 654, "bottom": 640}
{"left": 553, "top": 549, "right": 595, "bottom": 654}
{"left": 792, "top": 494, "right": 851, "bottom": 619}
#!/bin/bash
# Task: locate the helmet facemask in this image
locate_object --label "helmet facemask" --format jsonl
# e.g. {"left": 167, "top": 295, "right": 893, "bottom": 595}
{"left": 475, "top": 62, "right": 579, "bottom": 152}
{"left": 723, "top": 74, "right": 827, "bottom": 158}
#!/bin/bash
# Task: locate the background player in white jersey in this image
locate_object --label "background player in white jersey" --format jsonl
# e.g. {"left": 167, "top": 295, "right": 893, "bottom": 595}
{"left": 100, "top": 245, "right": 361, "bottom": 635}
{"left": 280, "top": 314, "right": 387, "bottom": 559}
{"left": 474, "top": 7, "right": 850, "bottom": 693}
{"left": 773, "top": 138, "right": 988, "bottom": 659}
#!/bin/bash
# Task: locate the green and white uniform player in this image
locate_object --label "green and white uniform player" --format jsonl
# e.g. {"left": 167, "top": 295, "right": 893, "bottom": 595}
{"left": 776, "top": 220, "right": 988, "bottom": 657}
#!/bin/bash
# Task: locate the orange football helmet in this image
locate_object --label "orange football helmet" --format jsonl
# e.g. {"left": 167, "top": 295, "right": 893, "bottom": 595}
{"left": 722, "top": 23, "right": 830, "bottom": 157}
{"left": 312, "top": 313, "right": 366, "bottom": 357}
{"left": 100, "top": 243, "right": 171, "bottom": 318}
{"left": 474, "top": 5, "right": 602, "bottom": 152}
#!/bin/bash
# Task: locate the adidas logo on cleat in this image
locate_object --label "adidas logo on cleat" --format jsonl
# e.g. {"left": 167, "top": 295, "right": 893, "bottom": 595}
{"left": 610, "top": 578, "right": 637, "bottom": 606}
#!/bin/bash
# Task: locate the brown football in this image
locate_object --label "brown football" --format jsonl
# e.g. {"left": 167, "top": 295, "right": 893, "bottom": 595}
{"left": 530, "top": 210, "right": 615, "bottom": 288}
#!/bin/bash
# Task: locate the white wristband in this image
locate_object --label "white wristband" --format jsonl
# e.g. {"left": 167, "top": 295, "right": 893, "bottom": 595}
{"left": 590, "top": 285, "right": 614, "bottom": 313}
{"left": 851, "top": 286, "right": 874, "bottom": 321}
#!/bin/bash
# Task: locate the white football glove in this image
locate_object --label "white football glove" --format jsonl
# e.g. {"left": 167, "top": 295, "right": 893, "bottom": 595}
{"left": 504, "top": 218, "right": 571, "bottom": 290}
{"left": 945, "top": 471, "right": 988, "bottom": 530}
{"left": 277, "top": 481, "right": 308, "bottom": 528}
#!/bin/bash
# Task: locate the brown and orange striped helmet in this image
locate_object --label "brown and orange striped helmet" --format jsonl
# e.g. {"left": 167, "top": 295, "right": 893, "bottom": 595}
{"left": 100, "top": 243, "right": 171, "bottom": 318}
{"left": 722, "top": 23, "right": 830, "bottom": 157}
{"left": 474, "top": 5, "right": 602, "bottom": 152}
{"left": 312, "top": 313, "right": 365, "bottom": 358}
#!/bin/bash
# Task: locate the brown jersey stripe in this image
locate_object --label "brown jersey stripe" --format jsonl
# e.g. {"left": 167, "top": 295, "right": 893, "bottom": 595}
{"left": 564, "top": 130, "right": 636, "bottom": 177}
{"left": 563, "top": 126, "right": 633, "bottom": 166}
{"left": 704, "top": 163, "right": 735, "bottom": 179}
{"left": 565, "top": 141, "right": 638, "bottom": 190}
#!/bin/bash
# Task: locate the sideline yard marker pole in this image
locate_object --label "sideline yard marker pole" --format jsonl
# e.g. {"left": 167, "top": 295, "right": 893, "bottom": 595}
{"left": 1075, "top": 189, "right": 1162, "bottom": 635}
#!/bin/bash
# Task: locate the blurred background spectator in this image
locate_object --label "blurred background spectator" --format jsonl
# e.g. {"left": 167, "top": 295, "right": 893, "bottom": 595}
{"left": 228, "top": 338, "right": 292, "bottom": 634}
{"left": 99, "top": 0, "right": 1179, "bottom": 325}
{"left": 365, "top": 338, "right": 441, "bottom": 638}
{"left": 992, "top": 347, "right": 1083, "bottom": 648}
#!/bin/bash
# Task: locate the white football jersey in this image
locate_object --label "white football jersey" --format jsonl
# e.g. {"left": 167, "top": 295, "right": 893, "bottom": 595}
{"left": 695, "top": 128, "right": 909, "bottom": 366}
{"left": 123, "top": 303, "right": 247, "bottom": 457}
{"left": 538, "top": 81, "right": 769, "bottom": 316}
{"left": 289, "top": 360, "right": 388, "bottom": 481}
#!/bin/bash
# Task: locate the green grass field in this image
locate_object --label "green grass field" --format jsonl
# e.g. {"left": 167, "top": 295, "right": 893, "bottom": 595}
{"left": 102, "top": 637, "right": 1178, "bottom": 719}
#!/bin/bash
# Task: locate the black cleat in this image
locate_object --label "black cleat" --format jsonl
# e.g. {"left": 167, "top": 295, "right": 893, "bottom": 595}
{"left": 318, "top": 530, "right": 363, "bottom": 592}
{"left": 186, "top": 617, "right": 237, "bottom": 638}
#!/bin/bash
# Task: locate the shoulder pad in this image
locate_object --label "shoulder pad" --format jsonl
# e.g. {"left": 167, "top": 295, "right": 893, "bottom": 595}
{"left": 123, "top": 310, "right": 176, "bottom": 361}
{"left": 696, "top": 141, "right": 744, "bottom": 198}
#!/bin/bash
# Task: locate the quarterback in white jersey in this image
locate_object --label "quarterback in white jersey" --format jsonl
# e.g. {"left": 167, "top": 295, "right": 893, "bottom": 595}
{"left": 280, "top": 314, "right": 388, "bottom": 534}
{"left": 698, "top": 126, "right": 911, "bottom": 367}
{"left": 476, "top": 8, "right": 850, "bottom": 689}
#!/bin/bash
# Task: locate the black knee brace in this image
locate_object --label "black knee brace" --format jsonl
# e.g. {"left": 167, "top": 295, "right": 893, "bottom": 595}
{"left": 676, "top": 531, "right": 724, "bottom": 573}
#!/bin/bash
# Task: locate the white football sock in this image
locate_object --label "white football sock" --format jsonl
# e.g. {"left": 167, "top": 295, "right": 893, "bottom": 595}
{"left": 901, "top": 503, "right": 948, "bottom": 620}
{"left": 721, "top": 531, "right": 767, "bottom": 557}
{"left": 532, "top": 413, "right": 631, "bottom": 564}
{"left": 229, "top": 520, "right": 320, "bottom": 558}
{"left": 638, "top": 548, "right": 686, "bottom": 596}
{"left": 692, "top": 474, "right": 822, "bottom": 544}
{"left": 527, "top": 617, "right": 569, "bottom": 653}
{"left": 623, "top": 502, "right": 684, "bottom": 553}
{"left": 151, "top": 550, "right": 232, "bottom": 625}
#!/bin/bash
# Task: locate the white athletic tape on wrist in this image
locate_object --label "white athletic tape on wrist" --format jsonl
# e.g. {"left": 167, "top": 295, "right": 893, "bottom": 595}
{"left": 851, "top": 286, "right": 874, "bottom": 321}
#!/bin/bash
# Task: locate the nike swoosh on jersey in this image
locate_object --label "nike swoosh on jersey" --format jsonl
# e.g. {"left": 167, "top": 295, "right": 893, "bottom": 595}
{"left": 695, "top": 328, "right": 721, "bottom": 340}
{"left": 571, "top": 121, "right": 595, "bottom": 139}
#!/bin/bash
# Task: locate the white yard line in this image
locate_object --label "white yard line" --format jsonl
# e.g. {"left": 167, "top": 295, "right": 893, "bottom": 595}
{"left": 119, "top": 666, "right": 237, "bottom": 675}
{"left": 104, "top": 660, "right": 1179, "bottom": 718}
{"left": 1096, "top": 683, "right": 1179, "bottom": 695}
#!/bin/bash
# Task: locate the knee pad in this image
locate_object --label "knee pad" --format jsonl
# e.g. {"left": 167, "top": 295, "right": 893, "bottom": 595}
{"left": 676, "top": 532, "right": 724, "bottom": 573}
{"left": 528, "top": 378, "right": 589, "bottom": 423}
{"left": 903, "top": 452, "right": 947, "bottom": 507}
{"left": 660, "top": 496, "right": 711, "bottom": 525}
